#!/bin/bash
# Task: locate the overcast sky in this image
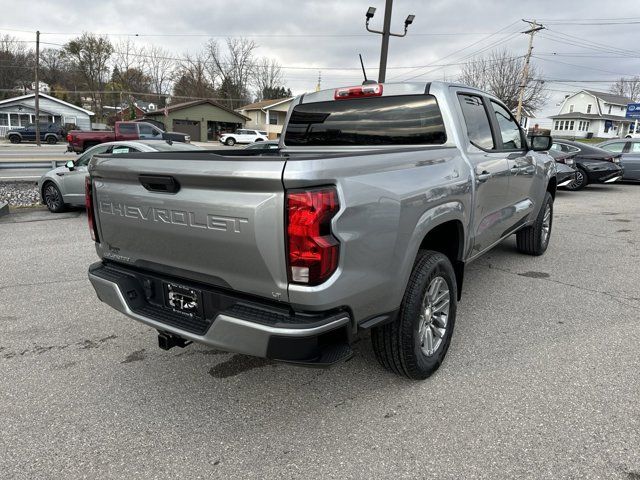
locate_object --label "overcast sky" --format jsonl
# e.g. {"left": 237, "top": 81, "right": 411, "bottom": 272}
{"left": 2, "top": 0, "right": 640, "bottom": 123}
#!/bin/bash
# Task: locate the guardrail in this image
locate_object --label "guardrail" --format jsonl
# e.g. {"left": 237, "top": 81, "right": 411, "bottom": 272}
{"left": 0, "top": 160, "right": 64, "bottom": 169}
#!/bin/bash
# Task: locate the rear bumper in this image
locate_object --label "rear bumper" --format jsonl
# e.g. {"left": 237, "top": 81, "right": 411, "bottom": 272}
{"left": 88, "top": 262, "right": 352, "bottom": 365}
{"left": 67, "top": 143, "right": 82, "bottom": 153}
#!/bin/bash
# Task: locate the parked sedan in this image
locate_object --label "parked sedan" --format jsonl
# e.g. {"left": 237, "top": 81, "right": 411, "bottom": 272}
{"left": 551, "top": 140, "right": 624, "bottom": 191}
{"left": 548, "top": 150, "right": 578, "bottom": 188}
{"left": 38, "top": 140, "right": 203, "bottom": 213}
{"left": 596, "top": 139, "right": 640, "bottom": 182}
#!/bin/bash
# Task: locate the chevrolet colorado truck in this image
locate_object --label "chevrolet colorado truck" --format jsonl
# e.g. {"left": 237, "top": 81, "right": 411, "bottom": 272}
{"left": 86, "top": 82, "right": 556, "bottom": 379}
{"left": 67, "top": 121, "right": 190, "bottom": 153}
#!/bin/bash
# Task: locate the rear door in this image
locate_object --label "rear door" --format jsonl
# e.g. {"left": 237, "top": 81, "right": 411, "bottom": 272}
{"left": 62, "top": 144, "right": 112, "bottom": 203}
{"left": 92, "top": 154, "right": 289, "bottom": 301}
{"left": 456, "top": 92, "right": 512, "bottom": 255}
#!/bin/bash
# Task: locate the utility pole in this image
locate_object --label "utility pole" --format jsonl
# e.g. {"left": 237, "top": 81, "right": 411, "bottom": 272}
{"left": 515, "top": 19, "right": 544, "bottom": 123}
{"left": 365, "top": 2, "right": 415, "bottom": 83}
{"left": 34, "top": 30, "right": 41, "bottom": 147}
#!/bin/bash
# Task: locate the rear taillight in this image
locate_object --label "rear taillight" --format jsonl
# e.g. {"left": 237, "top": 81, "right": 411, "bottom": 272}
{"left": 66, "top": 134, "right": 72, "bottom": 142}
{"left": 85, "top": 176, "right": 99, "bottom": 242}
{"left": 334, "top": 84, "right": 383, "bottom": 100}
{"left": 286, "top": 187, "right": 340, "bottom": 285}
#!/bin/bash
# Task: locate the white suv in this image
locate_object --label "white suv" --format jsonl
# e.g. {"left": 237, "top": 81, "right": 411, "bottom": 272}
{"left": 220, "top": 129, "right": 268, "bottom": 146}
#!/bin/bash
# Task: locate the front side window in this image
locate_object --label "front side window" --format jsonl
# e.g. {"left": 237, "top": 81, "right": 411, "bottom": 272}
{"left": 631, "top": 143, "right": 640, "bottom": 153}
{"left": 139, "top": 124, "right": 160, "bottom": 138}
{"left": 458, "top": 94, "right": 494, "bottom": 150}
{"left": 77, "top": 144, "right": 111, "bottom": 166}
{"left": 285, "top": 95, "right": 447, "bottom": 147}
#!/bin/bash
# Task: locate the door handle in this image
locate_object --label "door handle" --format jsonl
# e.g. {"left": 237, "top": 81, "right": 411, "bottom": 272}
{"left": 476, "top": 171, "right": 492, "bottom": 182}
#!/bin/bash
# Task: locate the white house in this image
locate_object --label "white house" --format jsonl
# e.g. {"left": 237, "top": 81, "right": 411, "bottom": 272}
{"left": 550, "top": 90, "right": 636, "bottom": 139}
{"left": 0, "top": 93, "right": 94, "bottom": 137}
{"left": 236, "top": 97, "right": 294, "bottom": 139}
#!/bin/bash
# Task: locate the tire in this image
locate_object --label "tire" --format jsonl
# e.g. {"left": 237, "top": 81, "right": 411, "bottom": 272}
{"left": 46, "top": 135, "right": 57, "bottom": 144}
{"left": 225, "top": 138, "right": 236, "bottom": 146}
{"left": 254, "top": 138, "right": 264, "bottom": 142}
{"left": 9, "top": 135, "right": 20, "bottom": 144}
{"left": 516, "top": 191, "right": 553, "bottom": 256}
{"left": 42, "top": 182, "right": 66, "bottom": 213}
{"left": 371, "top": 250, "right": 457, "bottom": 380}
{"left": 564, "top": 167, "right": 588, "bottom": 191}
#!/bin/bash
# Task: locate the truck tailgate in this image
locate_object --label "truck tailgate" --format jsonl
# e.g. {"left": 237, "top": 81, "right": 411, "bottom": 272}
{"left": 91, "top": 154, "right": 289, "bottom": 302}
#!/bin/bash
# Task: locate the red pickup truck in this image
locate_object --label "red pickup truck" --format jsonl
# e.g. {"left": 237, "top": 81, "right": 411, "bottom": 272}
{"left": 66, "top": 121, "right": 191, "bottom": 153}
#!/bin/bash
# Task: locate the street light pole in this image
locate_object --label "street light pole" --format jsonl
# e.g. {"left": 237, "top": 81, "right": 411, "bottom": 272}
{"left": 365, "top": 2, "right": 414, "bottom": 83}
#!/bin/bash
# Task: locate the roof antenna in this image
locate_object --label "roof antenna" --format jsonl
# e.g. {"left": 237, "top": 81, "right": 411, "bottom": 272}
{"left": 359, "top": 54, "right": 377, "bottom": 85}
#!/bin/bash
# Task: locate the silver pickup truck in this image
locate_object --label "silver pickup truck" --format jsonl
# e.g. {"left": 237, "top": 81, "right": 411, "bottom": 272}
{"left": 86, "top": 81, "right": 556, "bottom": 379}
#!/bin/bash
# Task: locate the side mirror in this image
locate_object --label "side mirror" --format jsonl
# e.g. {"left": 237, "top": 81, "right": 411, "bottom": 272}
{"left": 66, "top": 160, "right": 75, "bottom": 171}
{"left": 530, "top": 135, "right": 553, "bottom": 152}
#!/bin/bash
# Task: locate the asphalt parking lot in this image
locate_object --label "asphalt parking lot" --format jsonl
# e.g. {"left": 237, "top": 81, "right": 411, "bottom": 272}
{"left": 1, "top": 184, "right": 639, "bottom": 479}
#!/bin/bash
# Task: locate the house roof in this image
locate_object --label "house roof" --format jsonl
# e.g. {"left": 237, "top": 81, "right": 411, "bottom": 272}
{"left": 582, "top": 90, "right": 632, "bottom": 106}
{"left": 0, "top": 93, "right": 94, "bottom": 115}
{"left": 549, "top": 112, "right": 633, "bottom": 122}
{"left": 146, "top": 99, "right": 250, "bottom": 121}
{"left": 238, "top": 97, "right": 293, "bottom": 111}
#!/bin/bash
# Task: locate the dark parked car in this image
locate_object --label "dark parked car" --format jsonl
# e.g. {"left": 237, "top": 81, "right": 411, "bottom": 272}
{"left": 596, "top": 139, "right": 640, "bottom": 182}
{"left": 6, "top": 123, "right": 65, "bottom": 144}
{"left": 244, "top": 140, "right": 279, "bottom": 153}
{"left": 548, "top": 150, "right": 578, "bottom": 188}
{"left": 551, "top": 140, "right": 623, "bottom": 190}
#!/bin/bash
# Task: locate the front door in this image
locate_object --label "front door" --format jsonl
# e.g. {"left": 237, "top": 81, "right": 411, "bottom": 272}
{"left": 622, "top": 142, "right": 640, "bottom": 180}
{"left": 487, "top": 100, "right": 536, "bottom": 231}
{"left": 456, "top": 92, "right": 512, "bottom": 256}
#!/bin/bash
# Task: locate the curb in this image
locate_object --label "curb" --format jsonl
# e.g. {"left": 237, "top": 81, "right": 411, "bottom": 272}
{"left": 0, "top": 201, "right": 9, "bottom": 217}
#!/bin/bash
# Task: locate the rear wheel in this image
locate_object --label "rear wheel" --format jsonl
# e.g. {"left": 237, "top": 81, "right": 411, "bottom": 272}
{"left": 46, "top": 135, "right": 57, "bottom": 144}
{"left": 9, "top": 135, "right": 20, "bottom": 144}
{"left": 225, "top": 138, "right": 236, "bottom": 146}
{"left": 565, "top": 167, "right": 588, "bottom": 191}
{"left": 516, "top": 191, "right": 553, "bottom": 256}
{"left": 371, "top": 250, "right": 457, "bottom": 380}
{"left": 42, "top": 182, "right": 66, "bottom": 213}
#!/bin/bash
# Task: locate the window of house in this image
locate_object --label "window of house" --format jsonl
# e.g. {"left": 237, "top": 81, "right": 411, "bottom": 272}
{"left": 569, "top": 121, "right": 574, "bottom": 130}
{"left": 578, "top": 121, "right": 583, "bottom": 131}
{"left": 569, "top": 105, "right": 574, "bottom": 113}
{"left": 559, "top": 121, "right": 564, "bottom": 131}
{"left": 587, "top": 104, "right": 592, "bottom": 113}
{"left": 268, "top": 114, "right": 278, "bottom": 125}
{"left": 10, "top": 114, "right": 18, "bottom": 126}
{"left": 19, "top": 114, "right": 29, "bottom": 126}
{"left": 586, "top": 122, "right": 590, "bottom": 130}
{"left": 554, "top": 121, "right": 559, "bottom": 130}
{"left": 0, "top": 113, "right": 7, "bottom": 126}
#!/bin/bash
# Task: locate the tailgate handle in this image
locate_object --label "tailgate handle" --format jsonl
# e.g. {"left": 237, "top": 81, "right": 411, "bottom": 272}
{"left": 139, "top": 175, "right": 180, "bottom": 194}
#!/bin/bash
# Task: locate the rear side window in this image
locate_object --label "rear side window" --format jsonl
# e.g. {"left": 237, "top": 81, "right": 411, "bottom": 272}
{"left": 601, "top": 142, "right": 625, "bottom": 153}
{"left": 119, "top": 123, "right": 137, "bottom": 134}
{"left": 284, "top": 95, "right": 446, "bottom": 146}
{"left": 458, "top": 94, "right": 494, "bottom": 150}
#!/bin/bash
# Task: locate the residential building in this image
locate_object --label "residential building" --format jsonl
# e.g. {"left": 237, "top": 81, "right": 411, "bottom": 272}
{"left": 0, "top": 93, "right": 94, "bottom": 137}
{"left": 145, "top": 99, "right": 249, "bottom": 141}
{"left": 549, "top": 90, "right": 636, "bottom": 139}
{"left": 237, "top": 98, "right": 294, "bottom": 139}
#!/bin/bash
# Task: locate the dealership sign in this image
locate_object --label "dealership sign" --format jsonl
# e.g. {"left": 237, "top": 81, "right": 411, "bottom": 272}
{"left": 626, "top": 103, "right": 640, "bottom": 119}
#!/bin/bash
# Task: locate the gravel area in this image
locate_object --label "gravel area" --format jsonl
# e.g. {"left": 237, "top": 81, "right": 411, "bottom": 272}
{"left": 0, "top": 181, "right": 40, "bottom": 207}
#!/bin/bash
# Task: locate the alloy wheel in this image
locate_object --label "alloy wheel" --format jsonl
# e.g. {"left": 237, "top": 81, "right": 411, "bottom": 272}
{"left": 541, "top": 203, "right": 552, "bottom": 247}
{"left": 44, "top": 184, "right": 61, "bottom": 211}
{"left": 418, "top": 276, "right": 450, "bottom": 357}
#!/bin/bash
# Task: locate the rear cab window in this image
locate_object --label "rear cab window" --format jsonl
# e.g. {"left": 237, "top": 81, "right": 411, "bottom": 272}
{"left": 284, "top": 95, "right": 447, "bottom": 146}
{"left": 457, "top": 94, "right": 495, "bottom": 150}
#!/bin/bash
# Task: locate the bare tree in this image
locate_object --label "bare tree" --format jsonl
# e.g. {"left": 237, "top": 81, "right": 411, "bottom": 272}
{"left": 0, "top": 35, "right": 34, "bottom": 98}
{"left": 206, "top": 38, "right": 257, "bottom": 108}
{"left": 610, "top": 76, "right": 640, "bottom": 102}
{"left": 143, "top": 45, "right": 175, "bottom": 106}
{"left": 63, "top": 33, "right": 113, "bottom": 116}
{"left": 172, "top": 51, "right": 215, "bottom": 100}
{"left": 252, "top": 57, "right": 284, "bottom": 100}
{"left": 459, "top": 49, "right": 547, "bottom": 113}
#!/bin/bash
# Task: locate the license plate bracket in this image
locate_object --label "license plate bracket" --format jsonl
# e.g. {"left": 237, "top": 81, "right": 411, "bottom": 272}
{"left": 163, "top": 282, "right": 204, "bottom": 319}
